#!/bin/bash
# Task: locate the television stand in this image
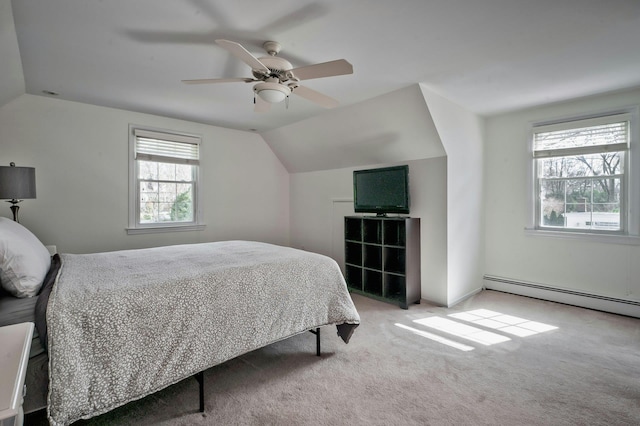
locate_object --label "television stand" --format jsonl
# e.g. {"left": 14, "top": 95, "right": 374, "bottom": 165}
{"left": 344, "top": 216, "right": 421, "bottom": 309}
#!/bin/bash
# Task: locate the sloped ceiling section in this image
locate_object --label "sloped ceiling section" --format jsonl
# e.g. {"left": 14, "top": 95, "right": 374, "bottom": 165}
{"left": 0, "top": 0, "right": 25, "bottom": 107}
{"left": 260, "top": 84, "right": 445, "bottom": 173}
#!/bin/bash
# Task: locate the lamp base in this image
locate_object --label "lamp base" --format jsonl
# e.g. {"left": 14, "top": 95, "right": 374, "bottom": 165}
{"left": 6, "top": 199, "right": 21, "bottom": 222}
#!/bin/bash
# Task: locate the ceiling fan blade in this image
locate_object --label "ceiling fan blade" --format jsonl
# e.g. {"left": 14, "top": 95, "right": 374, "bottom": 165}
{"left": 292, "top": 85, "right": 340, "bottom": 108}
{"left": 215, "top": 39, "right": 270, "bottom": 74}
{"left": 254, "top": 96, "right": 271, "bottom": 113}
{"left": 289, "top": 59, "right": 353, "bottom": 81}
{"left": 182, "top": 78, "right": 256, "bottom": 85}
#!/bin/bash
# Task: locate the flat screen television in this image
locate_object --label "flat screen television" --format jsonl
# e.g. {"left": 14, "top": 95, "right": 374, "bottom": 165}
{"left": 353, "top": 165, "right": 410, "bottom": 216}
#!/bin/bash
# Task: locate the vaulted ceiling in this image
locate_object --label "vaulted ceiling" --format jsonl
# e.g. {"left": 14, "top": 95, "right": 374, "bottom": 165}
{"left": 3, "top": 0, "right": 640, "bottom": 171}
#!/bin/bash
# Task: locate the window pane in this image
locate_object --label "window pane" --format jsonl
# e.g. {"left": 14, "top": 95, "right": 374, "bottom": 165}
{"left": 136, "top": 159, "right": 195, "bottom": 225}
{"left": 139, "top": 181, "right": 157, "bottom": 223}
{"left": 158, "top": 163, "right": 176, "bottom": 181}
{"left": 540, "top": 177, "right": 621, "bottom": 231}
{"left": 172, "top": 184, "right": 193, "bottom": 222}
{"left": 540, "top": 180, "right": 566, "bottom": 227}
{"left": 539, "top": 152, "right": 623, "bottom": 179}
{"left": 564, "top": 179, "right": 592, "bottom": 213}
{"left": 139, "top": 179, "right": 194, "bottom": 224}
{"left": 159, "top": 182, "right": 176, "bottom": 203}
{"left": 140, "top": 199, "right": 158, "bottom": 223}
{"left": 157, "top": 203, "right": 173, "bottom": 222}
{"left": 175, "top": 164, "right": 193, "bottom": 182}
{"left": 138, "top": 161, "right": 158, "bottom": 180}
{"left": 139, "top": 181, "right": 159, "bottom": 203}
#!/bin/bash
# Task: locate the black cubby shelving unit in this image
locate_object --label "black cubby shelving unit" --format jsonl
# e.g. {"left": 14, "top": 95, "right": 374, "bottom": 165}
{"left": 344, "top": 216, "right": 420, "bottom": 309}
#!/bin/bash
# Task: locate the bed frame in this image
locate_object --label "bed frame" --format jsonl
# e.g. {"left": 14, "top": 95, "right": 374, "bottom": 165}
{"left": 192, "top": 328, "right": 320, "bottom": 413}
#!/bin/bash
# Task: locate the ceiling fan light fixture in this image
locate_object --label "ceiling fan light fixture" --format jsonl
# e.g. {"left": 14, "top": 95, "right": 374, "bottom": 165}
{"left": 254, "top": 82, "right": 291, "bottom": 103}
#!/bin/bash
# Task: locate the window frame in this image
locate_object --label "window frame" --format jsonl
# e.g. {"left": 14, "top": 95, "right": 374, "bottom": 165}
{"left": 526, "top": 106, "right": 640, "bottom": 244}
{"left": 127, "top": 125, "right": 205, "bottom": 234}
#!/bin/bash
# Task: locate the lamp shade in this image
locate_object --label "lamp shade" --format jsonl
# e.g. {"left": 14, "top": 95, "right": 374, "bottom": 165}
{"left": 0, "top": 164, "right": 36, "bottom": 200}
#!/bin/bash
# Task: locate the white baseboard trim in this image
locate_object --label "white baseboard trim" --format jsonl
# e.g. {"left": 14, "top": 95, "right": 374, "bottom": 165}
{"left": 483, "top": 275, "right": 640, "bottom": 318}
{"left": 447, "top": 287, "right": 483, "bottom": 308}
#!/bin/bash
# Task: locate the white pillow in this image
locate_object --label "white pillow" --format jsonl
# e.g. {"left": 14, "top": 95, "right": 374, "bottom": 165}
{"left": 0, "top": 217, "right": 51, "bottom": 298}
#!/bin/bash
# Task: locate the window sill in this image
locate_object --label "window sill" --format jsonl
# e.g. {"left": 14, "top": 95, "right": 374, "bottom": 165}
{"left": 524, "top": 228, "right": 640, "bottom": 245}
{"left": 126, "top": 224, "right": 206, "bottom": 235}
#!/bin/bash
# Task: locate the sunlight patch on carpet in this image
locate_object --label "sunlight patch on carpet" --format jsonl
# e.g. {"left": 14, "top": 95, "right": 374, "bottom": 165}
{"left": 394, "top": 323, "right": 475, "bottom": 351}
{"left": 413, "top": 317, "right": 511, "bottom": 346}
{"left": 396, "top": 309, "right": 559, "bottom": 351}
{"left": 448, "top": 309, "right": 558, "bottom": 337}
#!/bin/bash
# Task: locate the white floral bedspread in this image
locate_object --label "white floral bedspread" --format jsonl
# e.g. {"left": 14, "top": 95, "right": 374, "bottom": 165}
{"left": 46, "top": 241, "right": 360, "bottom": 425}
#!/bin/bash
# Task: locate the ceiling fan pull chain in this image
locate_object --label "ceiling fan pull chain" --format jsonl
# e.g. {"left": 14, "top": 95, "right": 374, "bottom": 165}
{"left": 286, "top": 96, "right": 289, "bottom": 109}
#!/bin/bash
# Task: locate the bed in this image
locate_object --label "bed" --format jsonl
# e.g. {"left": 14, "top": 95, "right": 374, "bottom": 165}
{"left": 0, "top": 218, "right": 360, "bottom": 426}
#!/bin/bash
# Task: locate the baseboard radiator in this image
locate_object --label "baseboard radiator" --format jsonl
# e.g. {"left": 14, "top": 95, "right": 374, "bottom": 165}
{"left": 483, "top": 275, "right": 640, "bottom": 319}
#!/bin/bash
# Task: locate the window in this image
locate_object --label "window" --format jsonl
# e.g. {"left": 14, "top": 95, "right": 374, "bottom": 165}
{"left": 530, "top": 110, "right": 638, "bottom": 238}
{"left": 128, "top": 126, "right": 204, "bottom": 234}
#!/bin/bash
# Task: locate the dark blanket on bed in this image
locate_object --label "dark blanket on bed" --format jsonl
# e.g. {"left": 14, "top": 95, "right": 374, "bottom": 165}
{"left": 35, "top": 253, "right": 61, "bottom": 351}
{"left": 0, "top": 254, "right": 60, "bottom": 358}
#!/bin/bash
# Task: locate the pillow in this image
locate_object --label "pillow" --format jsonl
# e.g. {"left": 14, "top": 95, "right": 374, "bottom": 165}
{"left": 0, "top": 217, "right": 51, "bottom": 297}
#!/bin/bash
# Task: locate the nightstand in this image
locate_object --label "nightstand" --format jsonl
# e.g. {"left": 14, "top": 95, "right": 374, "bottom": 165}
{"left": 0, "top": 323, "right": 34, "bottom": 426}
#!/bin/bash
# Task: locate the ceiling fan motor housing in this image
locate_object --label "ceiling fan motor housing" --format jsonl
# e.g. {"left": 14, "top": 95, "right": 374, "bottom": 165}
{"left": 252, "top": 56, "right": 293, "bottom": 81}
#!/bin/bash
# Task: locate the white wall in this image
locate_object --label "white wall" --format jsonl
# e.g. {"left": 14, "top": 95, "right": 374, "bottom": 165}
{"left": 288, "top": 85, "right": 486, "bottom": 307}
{"left": 0, "top": 94, "right": 290, "bottom": 253}
{"left": 420, "top": 85, "right": 486, "bottom": 306}
{"left": 0, "top": 0, "right": 25, "bottom": 107}
{"left": 289, "top": 158, "right": 448, "bottom": 305}
{"left": 484, "top": 88, "right": 640, "bottom": 303}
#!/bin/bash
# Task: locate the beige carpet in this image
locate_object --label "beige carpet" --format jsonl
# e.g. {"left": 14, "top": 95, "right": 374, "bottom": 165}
{"left": 27, "top": 290, "right": 640, "bottom": 425}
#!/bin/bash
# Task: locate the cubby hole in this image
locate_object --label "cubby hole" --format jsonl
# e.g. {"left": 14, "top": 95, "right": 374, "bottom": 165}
{"left": 345, "top": 242, "right": 362, "bottom": 266}
{"left": 363, "top": 270, "right": 383, "bottom": 296}
{"left": 363, "top": 244, "right": 382, "bottom": 270}
{"left": 345, "top": 218, "right": 362, "bottom": 241}
{"left": 384, "top": 247, "right": 405, "bottom": 275}
{"left": 363, "top": 220, "right": 382, "bottom": 244}
{"left": 345, "top": 266, "right": 363, "bottom": 290}
{"left": 385, "top": 274, "right": 406, "bottom": 302}
{"left": 383, "top": 220, "right": 406, "bottom": 246}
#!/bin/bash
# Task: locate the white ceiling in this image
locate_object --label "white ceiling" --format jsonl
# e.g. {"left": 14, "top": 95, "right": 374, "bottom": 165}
{"left": 262, "top": 85, "right": 447, "bottom": 173}
{"left": 10, "top": 0, "right": 640, "bottom": 134}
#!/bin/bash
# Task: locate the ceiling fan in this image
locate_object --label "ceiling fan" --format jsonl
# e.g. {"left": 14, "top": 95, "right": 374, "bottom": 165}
{"left": 182, "top": 39, "right": 353, "bottom": 111}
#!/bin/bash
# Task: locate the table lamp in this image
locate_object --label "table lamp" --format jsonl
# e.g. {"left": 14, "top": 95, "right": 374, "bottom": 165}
{"left": 0, "top": 162, "right": 36, "bottom": 222}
